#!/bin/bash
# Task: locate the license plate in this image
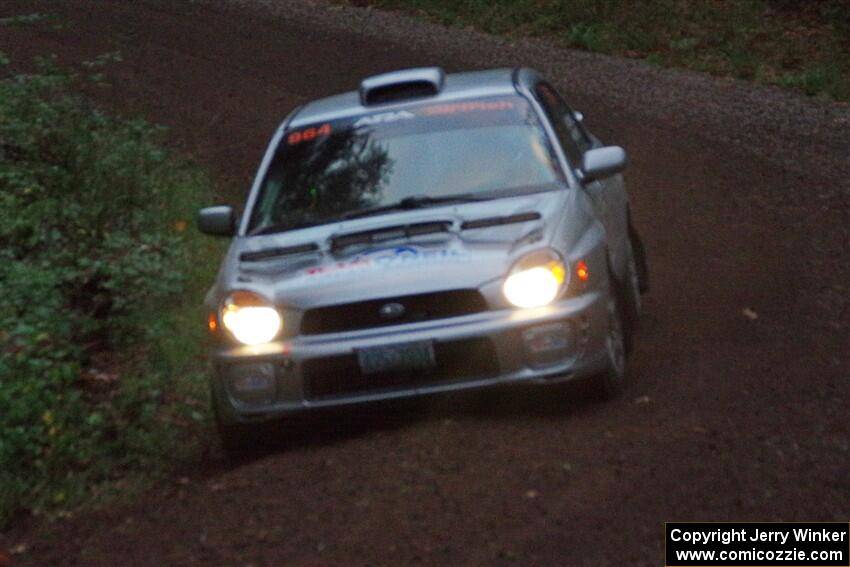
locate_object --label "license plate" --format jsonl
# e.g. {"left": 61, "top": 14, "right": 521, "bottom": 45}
{"left": 357, "top": 341, "right": 436, "bottom": 375}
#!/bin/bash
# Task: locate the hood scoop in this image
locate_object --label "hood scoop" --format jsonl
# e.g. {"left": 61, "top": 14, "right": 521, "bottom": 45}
{"left": 461, "top": 211, "right": 541, "bottom": 230}
{"left": 240, "top": 242, "right": 319, "bottom": 262}
{"left": 331, "top": 221, "right": 452, "bottom": 253}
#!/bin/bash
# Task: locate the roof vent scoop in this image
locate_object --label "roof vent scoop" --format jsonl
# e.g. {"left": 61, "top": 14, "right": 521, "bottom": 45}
{"left": 359, "top": 67, "right": 446, "bottom": 106}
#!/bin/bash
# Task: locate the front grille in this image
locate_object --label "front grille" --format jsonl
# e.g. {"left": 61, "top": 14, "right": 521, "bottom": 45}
{"left": 300, "top": 289, "right": 487, "bottom": 335}
{"left": 303, "top": 337, "right": 498, "bottom": 400}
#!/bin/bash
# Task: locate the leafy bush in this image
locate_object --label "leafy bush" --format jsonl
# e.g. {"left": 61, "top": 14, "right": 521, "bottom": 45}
{"left": 0, "top": 56, "right": 217, "bottom": 526}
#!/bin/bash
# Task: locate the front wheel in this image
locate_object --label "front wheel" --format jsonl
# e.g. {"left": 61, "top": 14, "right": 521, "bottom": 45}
{"left": 211, "top": 387, "right": 268, "bottom": 459}
{"left": 590, "top": 276, "right": 628, "bottom": 399}
{"left": 618, "top": 237, "right": 642, "bottom": 354}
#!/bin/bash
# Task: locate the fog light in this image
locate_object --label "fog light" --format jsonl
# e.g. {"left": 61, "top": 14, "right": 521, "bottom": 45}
{"left": 522, "top": 322, "right": 573, "bottom": 367}
{"left": 228, "top": 362, "right": 276, "bottom": 403}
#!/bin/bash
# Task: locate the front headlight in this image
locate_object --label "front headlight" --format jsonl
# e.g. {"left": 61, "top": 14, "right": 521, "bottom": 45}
{"left": 503, "top": 250, "right": 567, "bottom": 308}
{"left": 220, "top": 291, "right": 282, "bottom": 345}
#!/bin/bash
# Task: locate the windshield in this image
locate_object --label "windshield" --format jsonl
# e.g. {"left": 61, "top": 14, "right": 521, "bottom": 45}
{"left": 247, "top": 95, "right": 562, "bottom": 234}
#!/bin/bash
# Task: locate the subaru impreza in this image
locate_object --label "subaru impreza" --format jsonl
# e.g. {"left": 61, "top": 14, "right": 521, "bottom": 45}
{"left": 198, "top": 67, "right": 649, "bottom": 450}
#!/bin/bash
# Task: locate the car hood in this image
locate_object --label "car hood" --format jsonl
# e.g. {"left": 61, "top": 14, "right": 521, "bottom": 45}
{"left": 223, "top": 189, "right": 569, "bottom": 309}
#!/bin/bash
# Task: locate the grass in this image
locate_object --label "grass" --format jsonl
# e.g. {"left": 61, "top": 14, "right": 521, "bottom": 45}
{"left": 0, "top": 53, "right": 223, "bottom": 528}
{"left": 344, "top": 0, "right": 850, "bottom": 102}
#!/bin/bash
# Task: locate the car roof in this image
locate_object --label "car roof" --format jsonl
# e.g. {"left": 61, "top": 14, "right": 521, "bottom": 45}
{"left": 288, "top": 67, "right": 528, "bottom": 128}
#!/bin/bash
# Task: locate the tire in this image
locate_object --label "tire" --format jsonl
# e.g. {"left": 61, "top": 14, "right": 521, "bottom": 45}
{"left": 590, "top": 273, "right": 628, "bottom": 399}
{"left": 211, "top": 387, "right": 264, "bottom": 459}
{"left": 618, "top": 236, "right": 642, "bottom": 354}
{"left": 216, "top": 419, "right": 263, "bottom": 459}
{"left": 628, "top": 219, "right": 649, "bottom": 294}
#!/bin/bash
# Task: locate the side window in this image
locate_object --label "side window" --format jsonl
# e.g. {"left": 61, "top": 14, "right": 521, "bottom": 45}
{"left": 535, "top": 83, "right": 591, "bottom": 166}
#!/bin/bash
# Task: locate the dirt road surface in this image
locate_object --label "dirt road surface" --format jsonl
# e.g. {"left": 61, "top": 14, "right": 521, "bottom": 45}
{"left": 1, "top": 1, "right": 848, "bottom": 565}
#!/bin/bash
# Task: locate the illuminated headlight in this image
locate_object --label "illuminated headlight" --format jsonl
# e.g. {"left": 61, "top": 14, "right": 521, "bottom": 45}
{"left": 220, "top": 291, "right": 282, "bottom": 345}
{"left": 503, "top": 250, "right": 567, "bottom": 308}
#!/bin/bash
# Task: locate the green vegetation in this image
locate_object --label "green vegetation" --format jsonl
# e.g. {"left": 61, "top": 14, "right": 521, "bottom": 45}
{"left": 350, "top": 0, "right": 850, "bottom": 101}
{"left": 0, "top": 55, "right": 220, "bottom": 527}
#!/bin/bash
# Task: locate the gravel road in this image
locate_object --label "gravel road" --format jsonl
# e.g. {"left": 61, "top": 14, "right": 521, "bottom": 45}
{"left": 1, "top": 1, "right": 848, "bottom": 565}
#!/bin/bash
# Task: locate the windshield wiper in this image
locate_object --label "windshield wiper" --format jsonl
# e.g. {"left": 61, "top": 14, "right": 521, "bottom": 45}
{"left": 341, "top": 194, "right": 492, "bottom": 221}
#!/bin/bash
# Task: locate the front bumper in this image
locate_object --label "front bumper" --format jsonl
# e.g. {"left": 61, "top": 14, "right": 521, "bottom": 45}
{"left": 211, "top": 290, "right": 611, "bottom": 424}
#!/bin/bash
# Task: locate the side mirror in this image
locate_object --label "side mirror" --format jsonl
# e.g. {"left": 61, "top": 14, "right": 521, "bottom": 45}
{"left": 581, "top": 146, "right": 627, "bottom": 181}
{"left": 197, "top": 206, "right": 236, "bottom": 237}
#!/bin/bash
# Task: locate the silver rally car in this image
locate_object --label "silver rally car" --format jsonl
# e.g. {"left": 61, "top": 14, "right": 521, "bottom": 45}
{"left": 198, "top": 67, "right": 649, "bottom": 449}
